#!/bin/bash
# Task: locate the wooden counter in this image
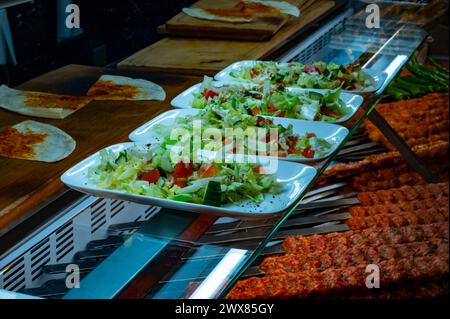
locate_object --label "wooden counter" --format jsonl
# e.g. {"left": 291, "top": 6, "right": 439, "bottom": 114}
{"left": 0, "top": 64, "right": 202, "bottom": 234}
{"left": 118, "top": 0, "right": 335, "bottom": 76}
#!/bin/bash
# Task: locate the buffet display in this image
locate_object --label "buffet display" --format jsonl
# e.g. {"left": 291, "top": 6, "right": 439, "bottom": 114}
{"left": 0, "top": 1, "right": 448, "bottom": 300}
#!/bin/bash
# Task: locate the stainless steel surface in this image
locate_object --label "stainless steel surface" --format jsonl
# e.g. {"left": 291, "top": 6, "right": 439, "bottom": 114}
{"left": 0, "top": 196, "right": 160, "bottom": 296}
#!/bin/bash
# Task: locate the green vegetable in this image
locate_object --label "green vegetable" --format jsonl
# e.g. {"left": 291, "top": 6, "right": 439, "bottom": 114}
{"left": 229, "top": 61, "right": 373, "bottom": 91}
{"left": 192, "top": 96, "right": 207, "bottom": 109}
{"left": 389, "top": 84, "right": 411, "bottom": 98}
{"left": 308, "top": 91, "right": 323, "bottom": 101}
{"left": 88, "top": 144, "right": 281, "bottom": 207}
{"left": 407, "top": 63, "right": 448, "bottom": 88}
{"left": 399, "top": 76, "right": 434, "bottom": 89}
{"left": 191, "top": 78, "right": 348, "bottom": 122}
{"left": 114, "top": 151, "right": 128, "bottom": 165}
{"left": 203, "top": 181, "right": 222, "bottom": 206}
{"left": 170, "top": 194, "right": 194, "bottom": 203}
{"left": 427, "top": 57, "right": 449, "bottom": 78}
{"left": 386, "top": 56, "right": 449, "bottom": 101}
{"left": 394, "top": 77, "right": 424, "bottom": 96}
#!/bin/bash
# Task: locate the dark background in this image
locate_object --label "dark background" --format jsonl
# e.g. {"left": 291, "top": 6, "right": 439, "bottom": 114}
{"left": 0, "top": 0, "right": 195, "bottom": 86}
{"left": 1, "top": 1, "right": 448, "bottom": 87}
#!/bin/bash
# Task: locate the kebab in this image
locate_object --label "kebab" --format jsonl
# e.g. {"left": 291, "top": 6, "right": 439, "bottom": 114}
{"left": 355, "top": 183, "right": 448, "bottom": 205}
{"left": 349, "top": 198, "right": 449, "bottom": 217}
{"left": 228, "top": 255, "right": 449, "bottom": 299}
{"left": 364, "top": 93, "right": 449, "bottom": 150}
{"left": 282, "top": 222, "right": 448, "bottom": 255}
{"left": 261, "top": 238, "right": 448, "bottom": 275}
{"left": 322, "top": 141, "right": 448, "bottom": 180}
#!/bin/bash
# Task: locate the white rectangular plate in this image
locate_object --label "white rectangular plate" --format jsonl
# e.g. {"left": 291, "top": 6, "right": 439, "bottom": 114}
{"left": 61, "top": 143, "right": 317, "bottom": 219}
{"left": 170, "top": 82, "right": 364, "bottom": 123}
{"left": 128, "top": 109, "right": 349, "bottom": 163}
{"left": 214, "top": 60, "right": 388, "bottom": 94}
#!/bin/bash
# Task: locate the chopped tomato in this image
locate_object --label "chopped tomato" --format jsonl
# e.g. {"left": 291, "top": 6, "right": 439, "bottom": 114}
{"left": 252, "top": 165, "right": 271, "bottom": 174}
{"left": 252, "top": 165, "right": 262, "bottom": 173}
{"left": 302, "top": 146, "right": 315, "bottom": 158}
{"left": 203, "top": 89, "right": 219, "bottom": 100}
{"left": 267, "top": 104, "right": 278, "bottom": 113}
{"left": 198, "top": 163, "right": 221, "bottom": 178}
{"left": 173, "top": 161, "right": 193, "bottom": 187}
{"left": 306, "top": 132, "right": 317, "bottom": 138}
{"left": 251, "top": 107, "right": 261, "bottom": 116}
{"left": 303, "top": 64, "right": 317, "bottom": 73}
{"left": 251, "top": 69, "right": 260, "bottom": 78}
{"left": 140, "top": 169, "right": 160, "bottom": 184}
{"left": 256, "top": 117, "right": 273, "bottom": 126}
{"left": 286, "top": 136, "right": 298, "bottom": 150}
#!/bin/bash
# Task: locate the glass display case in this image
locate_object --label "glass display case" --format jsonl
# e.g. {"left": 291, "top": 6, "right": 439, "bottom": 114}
{"left": 0, "top": 2, "right": 445, "bottom": 299}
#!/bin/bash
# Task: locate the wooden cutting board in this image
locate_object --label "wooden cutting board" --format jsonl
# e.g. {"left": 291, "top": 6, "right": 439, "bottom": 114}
{"left": 162, "top": 0, "right": 306, "bottom": 41}
{"left": 119, "top": 0, "right": 334, "bottom": 76}
{"left": 0, "top": 65, "right": 202, "bottom": 234}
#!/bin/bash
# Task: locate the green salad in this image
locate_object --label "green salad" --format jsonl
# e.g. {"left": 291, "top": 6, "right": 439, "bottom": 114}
{"left": 156, "top": 105, "right": 334, "bottom": 159}
{"left": 229, "top": 61, "right": 374, "bottom": 91}
{"left": 192, "top": 77, "right": 352, "bottom": 122}
{"left": 88, "top": 144, "right": 281, "bottom": 206}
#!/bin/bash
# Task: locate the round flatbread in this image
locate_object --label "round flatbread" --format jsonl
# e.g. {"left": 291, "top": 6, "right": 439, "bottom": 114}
{"left": 182, "top": 1, "right": 300, "bottom": 23}
{"left": 0, "top": 85, "right": 92, "bottom": 119}
{"left": 243, "top": 0, "right": 300, "bottom": 17}
{"left": 182, "top": 7, "right": 253, "bottom": 23}
{"left": 86, "top": 75, "right": 166, "bottom": 101}
{"left": 0, "top": 120, "right": 76, "bottom": 162}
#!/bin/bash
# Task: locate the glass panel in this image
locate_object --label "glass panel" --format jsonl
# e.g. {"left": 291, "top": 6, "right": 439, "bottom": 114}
{"left": 4, "top": 4, "right": 434, "bottom": 300}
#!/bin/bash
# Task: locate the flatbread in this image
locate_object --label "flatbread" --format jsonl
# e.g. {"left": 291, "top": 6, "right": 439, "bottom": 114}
{"left": 86, "top": 75, "right": 166, "bottom": 101}
{"left": 0, "top": 120, "right": 76, "bottom": 162}
{"left": 183, "top": 0, "right": 300, "bottom": 23}
{"left": 243, "top": 0, "right": 300, "bottom": 17}
{"left": 0, "top": 85, "right": 92, "bottom": 119}
{"left": 183, "top": 7, "right": 253, "bottom": 23}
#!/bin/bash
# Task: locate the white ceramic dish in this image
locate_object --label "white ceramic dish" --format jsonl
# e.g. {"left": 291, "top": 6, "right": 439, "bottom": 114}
{"left": 170, "top": 82, "right": 364, "bottom": 123}
{"left": 61, "top": 143, "right": 317, "bottom": 219}
{"left": 128, "top": 109, "right": 349, "bottom": 163}
{"left": 213, "top": 60, "right": 387, "bottom": 94}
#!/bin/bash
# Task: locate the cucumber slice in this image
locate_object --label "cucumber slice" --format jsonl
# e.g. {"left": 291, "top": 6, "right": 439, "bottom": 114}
{"left": 114, "top": 151, "right": 128, "bottom": 165}
{"left": 203, "top": 181, "right": 222, "bottom": 207}
{"left": 308, "top": 91, "right": 323, "bottom": 101}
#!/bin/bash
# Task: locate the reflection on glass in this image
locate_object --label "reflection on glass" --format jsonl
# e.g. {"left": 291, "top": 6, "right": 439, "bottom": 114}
{"left": 189, "top": 249, "right": 248, "bottom": 299}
